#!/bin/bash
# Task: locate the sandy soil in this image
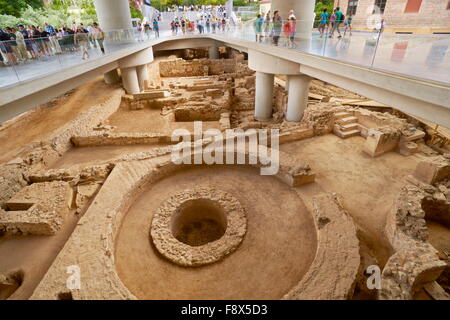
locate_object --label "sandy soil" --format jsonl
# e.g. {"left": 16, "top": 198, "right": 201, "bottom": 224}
{"left": 108, "top": 108, "right": 221, "bottom": 135}
{"left": 115, "top": 166, "right": 317, "bottom": 300}
{"left": 280, "top": 134, "right": 423, "bottom": 265}
{"left": 0, "top": 77, "right": 119, "bottom": 164}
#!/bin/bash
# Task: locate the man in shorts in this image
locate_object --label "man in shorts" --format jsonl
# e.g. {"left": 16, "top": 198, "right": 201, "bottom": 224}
{"left": 318, "top": 8, "right": 329, "bottom": 38}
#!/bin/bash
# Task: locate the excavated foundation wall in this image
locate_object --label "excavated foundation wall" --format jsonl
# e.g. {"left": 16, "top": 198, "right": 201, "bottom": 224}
{"left": 381, "top": 156, "right": 450, "bottom": 300}
{"left": 159, "top": 58, "right": 246, "bottom": 77}
{"left": 0, "top": 88, "right": 124, "bottom": 208}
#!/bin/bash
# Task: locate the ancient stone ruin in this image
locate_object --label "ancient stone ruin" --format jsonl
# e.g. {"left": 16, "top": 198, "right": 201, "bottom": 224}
{"left": 0, "top": 47, "right": 449, "bottom": 300}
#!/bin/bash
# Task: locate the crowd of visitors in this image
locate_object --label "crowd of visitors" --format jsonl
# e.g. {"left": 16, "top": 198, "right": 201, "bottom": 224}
{"left": 253, "top": 6, "right": 355, "bottom": 48}
{"left": 317, "top": 6, "right": 353, "bottom": 38}
{"left": 166, "top": 5, "right": 231, "bottom": 36}
{"left": 0, "top": 21, "right": 107, "bottom": 66}
{"left": 169, "top": 16, "right": 230, "bottom": 35}
{"left": 1, "top": 5, "right": 362, "bottom": 68}
{"left": 136, "top": 19, "right": 160, "bottom": 41}
{"left": 253, "top": 9, "right": 297, "bottom": 48}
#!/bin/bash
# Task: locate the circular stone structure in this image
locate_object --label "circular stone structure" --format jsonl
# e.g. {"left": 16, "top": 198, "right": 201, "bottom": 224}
{"left": 150, "top": 188, "right": 247, "bottom": 267}
{"left": 115, "top": 166, "right": 317, "bottom": 300}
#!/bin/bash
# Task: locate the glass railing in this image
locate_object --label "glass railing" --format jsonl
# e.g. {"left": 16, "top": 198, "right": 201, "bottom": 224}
{"left": 1, "top": 18, "right": 449, "bottom": 89}
{"left": 0, "top": 28, "right": 162, "bottom": 88}
{"left": 232, "top": 18, "right": 450, "bottom": 84}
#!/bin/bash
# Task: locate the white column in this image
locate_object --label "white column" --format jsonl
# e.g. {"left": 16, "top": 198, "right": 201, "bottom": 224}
{"left": 255, "top": 72, "right": 274, "bottom": 120}
{"left": 209, "top": 46, "right": 219, "bottom": 59}
{"left": 93, "top": 0, "right": 133, "bottom": 32}
{"left": 136, "top": 64, "right": 149, "bottom": 92}
{"left": 286, "top": 75, "right": 311, "bottom": 122}
{"left": 121, "top": 67, "right": 140, "bottom": 94}
{"left": 271, "top": 0, "right": 316, "bottom": 40}
{"left": 104, "top": 69, "right": 120, "bottom": 84}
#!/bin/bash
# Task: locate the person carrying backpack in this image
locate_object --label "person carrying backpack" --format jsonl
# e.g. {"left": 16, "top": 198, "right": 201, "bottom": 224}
{"left": 343, "top": 13, "right": 353, "bottom": 37}
{"left": 330, "top": 7, "right": 344, "bottom": 38}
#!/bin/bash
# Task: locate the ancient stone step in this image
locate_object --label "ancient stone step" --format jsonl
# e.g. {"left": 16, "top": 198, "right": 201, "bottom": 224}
{"left": 336, "top": 116, "right": 358, "bottom": 125}
{"left": 334, "top": 112, "right": 352, "bottom": 120}
{"left": 333, "top": 125, "right": 361, "bottom": 139}
{"left": 339, "top": 123, "right": 359, "bottom": 132}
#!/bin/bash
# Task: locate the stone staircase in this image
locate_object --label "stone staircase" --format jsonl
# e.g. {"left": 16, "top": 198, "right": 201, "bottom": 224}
{"left": 333, "top": 111, "right": 361, "bottom": 139}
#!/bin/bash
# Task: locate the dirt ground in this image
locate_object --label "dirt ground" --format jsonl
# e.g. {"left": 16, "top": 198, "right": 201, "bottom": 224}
{"left": 108, "top": 108, "right": 221, "bottom": 136}
{"left": 115, "top": 166, "right": 317, "bottom": 300}
{"left": 280, "top": 134, "right": 424, "bottom": 265}
{"left": 0, "top": 77, "right": 119, "bottom": 164}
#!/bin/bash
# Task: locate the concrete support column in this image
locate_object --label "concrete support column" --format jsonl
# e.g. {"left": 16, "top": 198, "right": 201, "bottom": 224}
{"left": 271, "top": 0, "right": 315, "bottom": 40}
{"left": 286, "top": 75, "right": 311, "bottom": 122}
{"left": 104, "top": 69, "right": 120, "bottom": 84}
{"left": 93, "top": 0, "right": 133, "bottom": 32}
{"left": 209, "top": 46, "right": 219, "bottom": 59}
{"left": 136, "top": 64, "right": 149, "bottom": 92}
{"left": 121, "top": 67, "right": 140, "bottom": 94}
{"left": 255, "top": 72, "right": 274, "bottom": 120}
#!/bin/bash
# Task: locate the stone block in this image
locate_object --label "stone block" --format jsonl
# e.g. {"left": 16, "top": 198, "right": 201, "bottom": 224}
{"left": 0, "top": 181, "right": 71, "bottom": 235}
{"left": 279, "top": 128, "right": 314, "bottom": 144}
{"left": 134, "top": 90, "right": 170, "bottom": 100}
{"left": 363, "top": 127, "right": 401, "bottom": 157}
{"left": 205, "top": 88, "right": 223, "bottom": 97}
{"left": 414, "top": 155, "right": 450, "bottom": 184}
{"left": 398, "top": 141, "right": 419, "bottom": 156}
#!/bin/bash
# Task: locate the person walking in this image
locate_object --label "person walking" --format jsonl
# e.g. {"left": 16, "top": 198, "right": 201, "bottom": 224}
{"left": 153, "top": 19, "right": 159, "bottom": 38}
{"left": 75, "top": 27, "right": 89, "bottom": 60}
{"left": 211, "top": 17, "right": 217, "bottom": 33}
{"left": 289, "top": 16, "right": 297, "bottom": 48}
{"left": 144, "top": 21, "right": 151, "bottom": 39}
{"left": 181, "top": 19, "right": 186, "bottom": 35}
{"left": 206, "top": 16, "right": 211, "bottom": 33}
{"left": 254, "top": 14, "right": 264, "bottom": 43}
{"left": 330, "top": 7, "right": 344, "bottom": 38}
{"left": 272, "top": 11, "right": 282, "bottom": 46}
{"left": 318, "top": 8, "right": 329, "bottom": 38}
{"left": 282, "top": 20, "right": 291, "bottom": 47}
{"left": 343, "top": 13, "right": 353, "bottom": 36}
{"left": 264, "top": 11, "right": 271, "bottom": 39}
{"left": 92, "top": 22, "right": 105, "bottom": 54}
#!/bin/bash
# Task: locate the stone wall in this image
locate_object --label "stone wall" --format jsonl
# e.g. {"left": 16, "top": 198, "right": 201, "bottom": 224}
{"left": 381, "top": 168, "right": 450, "bottom": 299}
{"left": 0, "top": 181, "right": 71, "bottom": 235}
{"left": 159, "top": 58, "right": 241, "bottom": 77}
{"left": 283, "top": 193, "right": 360, "bottom": 300}
{"left": 0, "top": 89, "right": 123, "bottom": 209}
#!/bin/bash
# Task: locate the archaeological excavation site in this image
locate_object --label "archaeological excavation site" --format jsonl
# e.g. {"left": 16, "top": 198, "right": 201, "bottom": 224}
{"left": 0, "top": 45, "right": 449, "bottom": 301}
